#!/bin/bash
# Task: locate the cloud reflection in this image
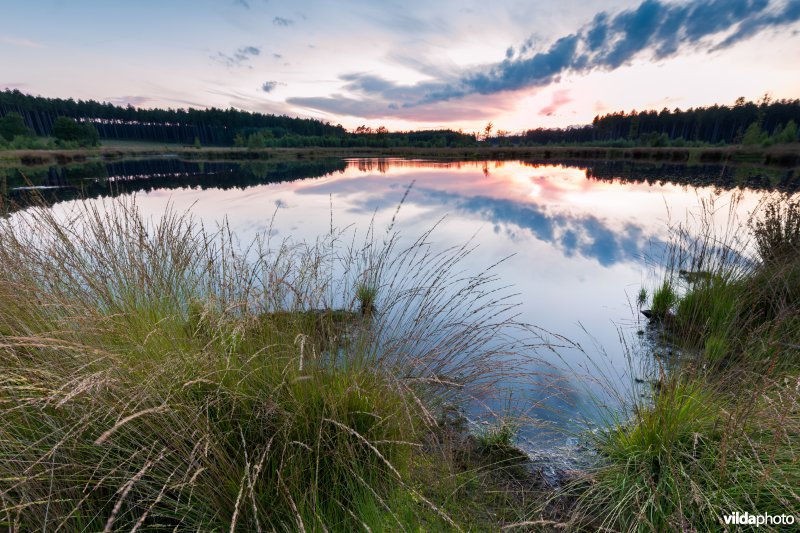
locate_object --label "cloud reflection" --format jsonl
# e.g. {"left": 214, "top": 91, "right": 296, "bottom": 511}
{"left": 295, "top": 172, "right": 665, "bottom": 267}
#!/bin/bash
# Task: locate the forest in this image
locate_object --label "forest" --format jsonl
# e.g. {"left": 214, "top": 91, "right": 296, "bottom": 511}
{"left": 520, "top": 97, "right": 800, "bottom": 146}
{"left": 0, "top": 89, "right": 345, "bottom": 145}
{"left": 1, "top": 90, "right": 799, "bottom": 148}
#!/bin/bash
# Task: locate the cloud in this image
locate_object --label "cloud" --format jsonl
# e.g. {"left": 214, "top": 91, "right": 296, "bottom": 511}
{"left": 233, "top": 0, "right": 250, "bottom": 8}
{"left": 261, "top": 81, "right": 282, "bottom": 93}
{"left": 273, "top": 16, "right": 294, "bottom": 26}
{"left": 713, "top": 0, "right": 800, "bottom": 49}
{"left": 206, "top": 88, "right": 299, "bottom": 116}
{"left": 212, "top": 45, "right": 261, "bottom": 67}
{"left": 539, "top": 89, "right": 572, "bottom": 116}
{"left": 288, "top": 91, "right": 513, "bottom": 121}
{"left": 290, "top": 0, "right": 800, "bottom": 120}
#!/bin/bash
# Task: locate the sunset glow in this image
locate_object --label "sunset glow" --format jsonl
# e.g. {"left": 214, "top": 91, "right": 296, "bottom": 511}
{"left": 3, "top": 0, "right": 800, "bottom": 133}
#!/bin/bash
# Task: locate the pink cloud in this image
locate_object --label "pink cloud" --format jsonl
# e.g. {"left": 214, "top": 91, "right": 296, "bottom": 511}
{"left": 539, "top": 89, "right": 572, "bottom": 116}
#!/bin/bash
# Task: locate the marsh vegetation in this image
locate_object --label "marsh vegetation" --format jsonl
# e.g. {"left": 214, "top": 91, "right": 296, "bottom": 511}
{"left": 0, "top": 160, "right": 798, "bottom": 530}
{"left": 560, "top": 195, "right": 800, "bottom": 531}
{"left": 0, "top": 196, "right": 556, "bottom": 530}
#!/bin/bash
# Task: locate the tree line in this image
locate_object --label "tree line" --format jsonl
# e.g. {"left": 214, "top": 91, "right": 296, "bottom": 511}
{"left": 1, "top": 90, "right": 478, "bottom": 148}
{"left": 2, "top": 90, "right": 799, "bottom": 149}
{"left": 236, "top": 128, "right": 477, "bottom": 149}
{"left": 0, "top": 89, "right": 346, "bottom": 146}
{"left": 518, "top": 97, "right": 799, "bottom": 146}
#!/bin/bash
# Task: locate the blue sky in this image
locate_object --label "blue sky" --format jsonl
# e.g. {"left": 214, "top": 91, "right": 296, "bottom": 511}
{"left": 3, "top": 0, "right": 800, "bottom": 132}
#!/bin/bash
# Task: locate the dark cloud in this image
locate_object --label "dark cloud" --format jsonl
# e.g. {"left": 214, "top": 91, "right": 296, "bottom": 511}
{"left": 291, "top": 0, "right": 800, "bottom": 119}
{"left": 212, "top": 45, "right": 261, "bottom": 67}
{"left": 261, "top": 81, "right": 281, "bottom": 93}
{"left": 287, "top": 92, "right": 512, "bottom": 121}
{"left": 458, "top": 33, "right": 580, "bottom": 98}
{"left": 714, "top": 0, "right": 800, "bottom": 49}
{"left": 273, "top": 16, "right": 294, "bottom": 26}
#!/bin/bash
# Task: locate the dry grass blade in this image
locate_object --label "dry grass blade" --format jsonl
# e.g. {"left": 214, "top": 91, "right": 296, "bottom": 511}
{"left": 94, "top": 406, "right": 167, "bottom": 445}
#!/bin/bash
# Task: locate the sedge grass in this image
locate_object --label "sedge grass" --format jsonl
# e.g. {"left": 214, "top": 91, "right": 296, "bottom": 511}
{"left": 561, "top": 193, "right": 800, "bottom": 531}
{"left": 0, "top": 196, "right": 543, "bottom": 530}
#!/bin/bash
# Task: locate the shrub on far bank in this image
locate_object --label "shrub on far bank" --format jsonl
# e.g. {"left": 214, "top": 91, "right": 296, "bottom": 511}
{"left": 0, "top": 112, "right": 51, "bottom": 150}
{"left": 772, "top": 120, "right": 798, "bottom": 144}
{"left": 51, "top": 116, "right": 100, "bottom": 147}
{"left": 0, "top": 112, "right": 33, "bottom": 141}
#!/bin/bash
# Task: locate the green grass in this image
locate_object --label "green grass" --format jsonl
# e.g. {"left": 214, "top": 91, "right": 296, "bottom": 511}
{"left": 562, "top": 194, "right": 800, "bottom": 531}
{"left": 0, "top": 198, "right": 543, "bottom": 530}
{"left": 355, "top": 283, "right": 377, "bottom": 317}
{"left": 636, "top": 287, "right": 648, "bottom": 308}
{"left": 573, "top": 375, "right": 800, "bottom": 531}
{"left": 576, "top": 380, "right": 723, "bottom": 530}
{"left": 650, "top": 280, "right": 677, "bottom": 319}
{"left": 474, "top": 418, "right": 519, "bottom": 452}
{"left": 100, "top": 139, "right": 185, "bottom": 149}
{"left": 6, "top": 181, "right": 797, "bottom": 530}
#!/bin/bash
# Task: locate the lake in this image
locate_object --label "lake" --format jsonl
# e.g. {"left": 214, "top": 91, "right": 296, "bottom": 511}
{"left": 2, "top": 157, "right": 788, "bottom": 456}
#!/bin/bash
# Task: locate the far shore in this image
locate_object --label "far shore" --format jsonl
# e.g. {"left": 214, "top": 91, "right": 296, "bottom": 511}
{"left": 2, "top": 142, "right": 799, "bottom": 170}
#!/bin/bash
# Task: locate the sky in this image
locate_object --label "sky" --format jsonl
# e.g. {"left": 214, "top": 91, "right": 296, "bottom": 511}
{"left": 2, "top": 0, "right": 800, "bottom": 133}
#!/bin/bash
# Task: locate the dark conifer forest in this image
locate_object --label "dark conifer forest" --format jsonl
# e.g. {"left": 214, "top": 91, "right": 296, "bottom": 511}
{"left": 521, "top": 97, "right": 800, "bottom": 146}
{"left": 1, "top": 89, "right": 798, "bottom": 148}
{"left": 0, "top": 89, "right": 345, "bottom": 145}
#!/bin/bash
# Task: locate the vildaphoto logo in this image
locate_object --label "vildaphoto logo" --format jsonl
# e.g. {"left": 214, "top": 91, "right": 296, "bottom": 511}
{"left": 722, "top": 511, "right": 796, "bottom": 527}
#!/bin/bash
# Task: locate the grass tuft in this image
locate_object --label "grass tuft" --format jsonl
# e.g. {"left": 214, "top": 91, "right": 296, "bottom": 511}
{"left": 0, "top": 196, "right": 540, "bottom": 530}
{"left": 650, "top": 280, "right": 676, "bottom": 319}
{"left": 564, "top": 193, "right": 800, "bottom": 531}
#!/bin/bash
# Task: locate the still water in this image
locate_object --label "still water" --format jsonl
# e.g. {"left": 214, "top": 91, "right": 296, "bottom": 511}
{"left": 5, "top": 157, "right": 781, "bottom": 453}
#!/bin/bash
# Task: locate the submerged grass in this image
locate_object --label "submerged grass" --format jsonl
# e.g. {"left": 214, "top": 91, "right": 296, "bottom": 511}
{"left": 0, "top": 197, "right": 546, "bottom": 530}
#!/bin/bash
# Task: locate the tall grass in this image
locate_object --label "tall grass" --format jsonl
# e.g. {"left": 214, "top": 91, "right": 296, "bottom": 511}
{"left": 0, "top": 197, "right": 532, "bottom": 530}
{"left": 564, "top": 194, "right": 800, "bottom": 531}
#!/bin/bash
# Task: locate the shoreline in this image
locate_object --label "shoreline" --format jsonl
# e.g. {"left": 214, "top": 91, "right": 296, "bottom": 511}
{"left": 2, "top": 143, "right": 799, "bottom": 171}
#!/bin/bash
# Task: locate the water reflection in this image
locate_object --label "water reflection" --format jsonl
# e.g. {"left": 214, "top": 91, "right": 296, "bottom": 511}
{"left": 5, "top": 157, "right": 778, "bottom": 449}
{"left": 299, "top": 179, "right": 665, "bottom": 266}
{"left": 1, "top": 159, "right": 347, "bottom": 212}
